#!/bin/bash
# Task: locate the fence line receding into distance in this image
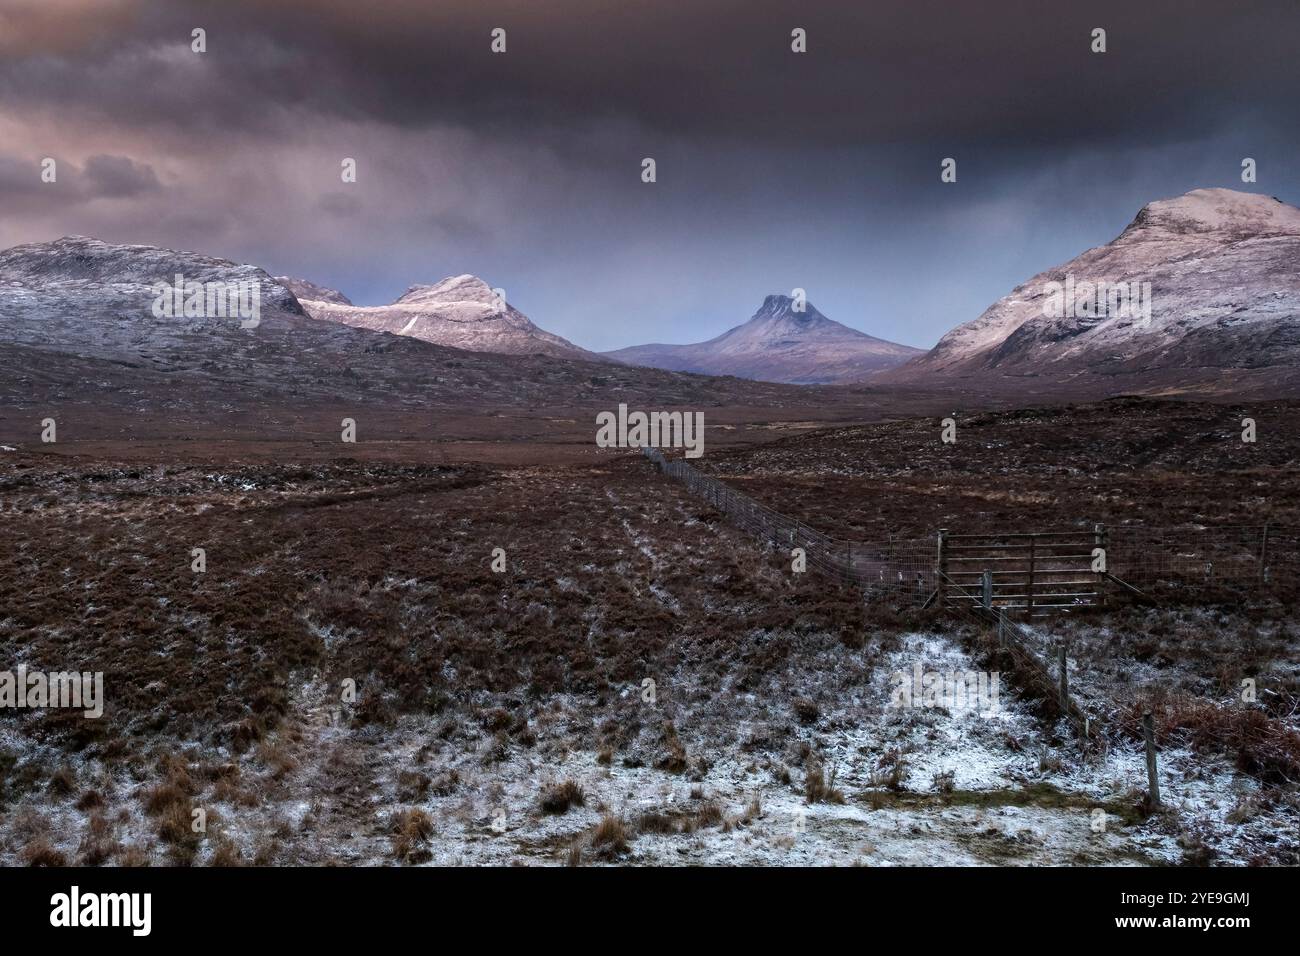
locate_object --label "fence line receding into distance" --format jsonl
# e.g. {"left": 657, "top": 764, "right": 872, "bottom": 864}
{"left": 642, "top": 448, "right": 1295, "bottom": 754}
{"left": 642, "top": 447, "right": 1292, "bottom": 607}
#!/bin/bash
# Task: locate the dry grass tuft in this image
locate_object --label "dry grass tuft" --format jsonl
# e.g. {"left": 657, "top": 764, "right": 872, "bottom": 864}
{"left": 590, "top": 815, "right": 631, "bottom": 857}
{"left": 804, "top": 760, "right": 846, "bottom": 804}
{"left": 22, "top": 838, "right": 67, "bottom": 867}
{"left": 540, "top": 779, "right": 585, "bottom": 815}
{"left": 390, "top": 808, "right": 434, "bottom": 864}
{"left": 47, "top": 766, "right": 76, "bottom": 796}
{"left": 792, "top": 697, "right": 820, "bottom": 724}
{"left": 636, "top": 811, "right": 677, "bottom": 835}
{"left": 1131, "top": 697, "right": 1300, "bottom": 785}
{"left": 656, "top": 721, "right": 690, "bottom": 774}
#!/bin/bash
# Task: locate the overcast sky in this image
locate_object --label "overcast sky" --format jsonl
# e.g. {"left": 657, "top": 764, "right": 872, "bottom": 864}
{"left": 2, "top": 0, "right": 1298, "bottom": 351}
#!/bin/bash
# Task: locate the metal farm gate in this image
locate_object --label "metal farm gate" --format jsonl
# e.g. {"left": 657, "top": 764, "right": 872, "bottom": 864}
{"left": 934, "top": 527, "right": 1107, "bottom": 619}
{"left": 644, "top": 448, "right": 1291, "bottom": 615}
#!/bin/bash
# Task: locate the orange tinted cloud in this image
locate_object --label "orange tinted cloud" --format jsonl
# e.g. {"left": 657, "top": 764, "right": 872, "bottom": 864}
{"left": 0, "top": 0, "right": 141, "bottom": 55}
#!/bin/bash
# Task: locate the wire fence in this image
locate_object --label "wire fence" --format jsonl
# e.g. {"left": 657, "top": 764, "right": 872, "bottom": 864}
{"left": 643, "top": 448, "right": 935, "bottom": 601}
{"left": 935, "top": 568, "right": 1094, "bottom": 735}
{"left": 1106, "top": 523, "right": 1296, "bottom": 594}
{"left": 644, "top": 448, "right": 1300, "bottom": 787}
{"left": 645, "top": 447, "right": 1294, "bottom": 605}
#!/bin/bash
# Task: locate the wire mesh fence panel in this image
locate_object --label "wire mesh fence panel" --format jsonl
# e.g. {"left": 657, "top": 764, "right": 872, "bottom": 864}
{"left": 645, "top": 448, "right": 1298, "bottom": 755}
{"left": 644, "top": 448, "right": 937, "bottom": 603}
{"left": 643, "top": 448, "right": 1294, "bottom": 605}
{"left": 1107, "top": 524, "right": 1294, "bottom": 595}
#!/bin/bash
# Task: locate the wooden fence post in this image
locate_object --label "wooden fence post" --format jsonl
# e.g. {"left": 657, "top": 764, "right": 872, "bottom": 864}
{"left": 1258, "top": 523, "right": 1270, "bottom": 585}
{"left": 1094, "top": 522, "right": 1108, "bottom": 607}
{"left": 982, "top": 569, "right": 992, "bottom": 611}
{"left": 1142, "top": 711, "right": 1160, "bottom": 809}
{"left": 1057, "top": 643, "right": 1069, "bottom": 713}
{"left": 936, "top": 529, "right": 949, "bottom": 605}
{"left": 1026, "top": 536, "right": 1037, "bottom": 616}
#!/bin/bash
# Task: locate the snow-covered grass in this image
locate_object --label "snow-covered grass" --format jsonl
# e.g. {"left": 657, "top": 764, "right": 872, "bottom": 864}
{"left": 1, "top": 452, "right": 1295, "bottom": 866}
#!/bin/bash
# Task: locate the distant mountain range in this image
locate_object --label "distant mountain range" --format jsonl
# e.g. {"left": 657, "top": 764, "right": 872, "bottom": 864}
{"left": 0, "top": 236, "right": 822, "bottom": 441}
{"left": 881, "top": 188, "right": 1300, "bottom": 398}
{"left": 604, "top": 294, "right": 922, "bottom": 384}
{"left": 2, "top": 186, "right": 1297, "bottom": 430}
{"left": 281, "top": 273, "right": 603, "bottom": 362}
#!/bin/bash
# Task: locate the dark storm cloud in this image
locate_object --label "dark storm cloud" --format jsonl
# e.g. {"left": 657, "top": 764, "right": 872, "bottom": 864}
{"left": 5, "top": 1, "right": 1299, "bottom": 148}
{"left": 0, "top": 153, "right": 160, "bottom": 209}
{"left": 0, "top": 156, "right": 39, "bottom": 205}
{"left": 82, "top": 154, "right": 161, "bottom": 198}
{"left": 1, "top": 1, "right": 1298, "bottom": 351}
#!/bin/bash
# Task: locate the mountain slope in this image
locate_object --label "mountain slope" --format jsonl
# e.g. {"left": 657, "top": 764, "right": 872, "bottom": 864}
{"left": 0, "top": 236, "right": 859, "bottom": 443}
{"left": 0, "top": 235, "right": 305, "bottom": 317}
{"left": 605, "top": 294, "right": 922, "bottom": 384}
{"left": 275, "top": 275, "right": 353, "bottom": 306}
{"left": 290, "top": 273, "right": 604, "bottom": 361}
{"left": 0, "top": 235, "right": 312, "bottom": 358}
{"left": 884, "top": 188, "right": 1300, "bottom": 397}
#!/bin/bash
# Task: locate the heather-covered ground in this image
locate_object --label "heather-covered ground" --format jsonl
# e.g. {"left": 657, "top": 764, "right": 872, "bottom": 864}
{"left": 699, "top": 396, "right": 1300, "bottom": 535}
{"left": 1, "top": 397, "right": 1297, "bottom": 865}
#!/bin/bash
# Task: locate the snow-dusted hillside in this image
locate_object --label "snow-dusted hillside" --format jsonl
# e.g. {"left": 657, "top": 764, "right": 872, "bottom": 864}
{"left": 605, "top": 294, "right": 922, "bottom": 384}
{"left": 290, "top": 273, "right": 603, "bottom": 361}
{"left": 886, "top": 189, "right": 1300, "bottom": 396}
{"left": 0, "top": 235, "right": 304, "bottom": 321}
{"left": 0, "top": 236, "right": 826, "bottom": 432}
{"left": 275, "top": 276, "right": 353, "bottom": 306}
{"left": 0, "top": 236, "right": 314, "bottom": 360}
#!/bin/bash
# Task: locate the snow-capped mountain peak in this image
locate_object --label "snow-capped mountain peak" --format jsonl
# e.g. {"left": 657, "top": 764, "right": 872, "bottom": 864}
{"left": 274, "top": 275, "right": 352, "bottom": 306}
{"left": 750, "top": 294, "right": 833, "bottom": 328}
{"left": 604, "top": 293, "right": 922, "bottom": 384}
{"left": 1121, "top": 188, "right": 1300, "bottom": 240}
{"left": 289, "top": 272, "right": 602, "bottom": 361}
{"left": 396, "top": 274, "right": 498, "bottom": 307}
{"left": 884, "top": 188, "right": 1300, "bottom": 398}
